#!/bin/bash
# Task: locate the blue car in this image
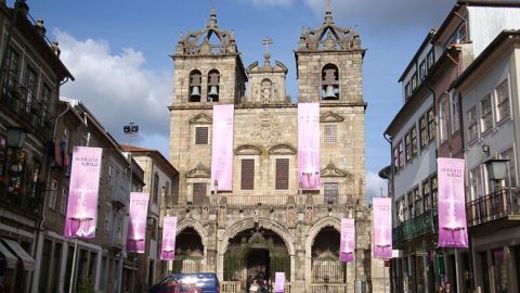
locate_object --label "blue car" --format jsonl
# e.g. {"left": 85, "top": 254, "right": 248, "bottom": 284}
{"left": 150, "top": 273, "right": 220, "bottom": 293}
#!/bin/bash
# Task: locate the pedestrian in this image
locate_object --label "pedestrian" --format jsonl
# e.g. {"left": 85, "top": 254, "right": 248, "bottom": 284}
{"left": 249, "top": 279, "right": 260, "bottom": 293}
{"left": 439, "top": 281, "right": 452, "bottom": 293}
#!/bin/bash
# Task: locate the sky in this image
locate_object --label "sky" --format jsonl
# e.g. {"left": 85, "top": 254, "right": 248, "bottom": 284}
{"left": 24, "top": 0, "right": 455, "bottom": 201}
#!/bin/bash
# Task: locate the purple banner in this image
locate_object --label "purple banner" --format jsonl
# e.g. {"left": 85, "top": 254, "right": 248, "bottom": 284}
{"left": 274, "top": 272, "right": 285, "bottom": 293}
{"left": 372, "top": 197, "right": 392, "bottom": 259}
{"left": 298, "top": 103, "right": 320, "bottom": 190}
{"left": 340, "top": 218, "right": 355, "bottom": 263}
{"left": 160, "top": 216, "right": 177, "bottom": 261}
{"left": 64, "top": 147, "right": 103, "bottom": 239}
{"left": 126, "top": 192, "right": 149, "bottom": 253}
{"left": 211, "top": 104, "right": 234, "bottom": 191}
{"left": 438, "top": 158, "right": 468, "bottom": 248}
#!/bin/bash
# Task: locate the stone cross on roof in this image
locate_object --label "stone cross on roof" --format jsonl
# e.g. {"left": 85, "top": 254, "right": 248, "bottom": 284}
{"left": 325, "top": 0, "right": 332, "bottom": 13}
{"left": 262, "top": 36, "right": 273, "bottom": 64}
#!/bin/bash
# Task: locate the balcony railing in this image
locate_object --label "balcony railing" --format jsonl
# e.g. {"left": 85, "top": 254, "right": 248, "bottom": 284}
{"left": 466, "top": 188, "right": 520, "bottom": 227}
{"left": 393, "top": 209, "right": 438, "bottom": 244}
{"left": 189, "top": 194, "right": 356, "bottom": 207}
{"left": 1, "top": 71, "right": 54, "bottom": 140}
{"left": 0, "top": 181, "right": 44, "bottom": 217}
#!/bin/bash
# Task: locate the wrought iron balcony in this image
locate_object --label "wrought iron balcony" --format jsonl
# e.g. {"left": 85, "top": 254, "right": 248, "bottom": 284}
{"left": 0, "top": 180, "right": 44, "bottom": 218}
{"left": 466, "top": 187, "right": 520, "bottom": 228}
{"left": 1, "top": 71, "right": 54, "bottom": 140}
{"left": 393, "top": 209, "right": 438, "bottom": 245}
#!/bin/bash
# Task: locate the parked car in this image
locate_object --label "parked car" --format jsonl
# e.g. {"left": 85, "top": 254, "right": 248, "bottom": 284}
{"left": 150, "top": 273, "right": 220, "bottom": 293}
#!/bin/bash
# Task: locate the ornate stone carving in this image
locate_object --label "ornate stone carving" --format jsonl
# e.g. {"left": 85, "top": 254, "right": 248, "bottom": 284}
{"left": 235, "top": 145, "right": 263, "bottom": 155}
{"left": 189, "top": 113, "right": 213, "bottom": 125}
{"left": 320, "top": 112, "right": 345, "bottom": 123}
{"left": 186, "top": 163, "right": 211, "bottom": 178}
{"left": 321, "top": 162, "right": 350, "bottom": 178}
{"left": 268, "top": 144, "right": 297, "bottom": 155}
{"left": 254, "top": 112, "right": 280, "bottom": 143}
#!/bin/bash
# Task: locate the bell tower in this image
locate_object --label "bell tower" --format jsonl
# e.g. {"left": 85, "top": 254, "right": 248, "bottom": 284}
{"left": 171, "top": 7, "right": 247, "bottom": 106}
{"left": 295, "top": 5, "right": 365, "bottom": 103}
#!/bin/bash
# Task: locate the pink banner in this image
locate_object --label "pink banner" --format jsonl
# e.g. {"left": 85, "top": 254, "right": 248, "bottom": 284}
{"left": 160, "top": 216, "right": 177, "bottom": 260}
{"left": 274, "top": 272, "right": 285, "bottom": 293}
{"left": 211, "top": 104, "right": 234, "bottom": 191}
{"left": 372, "top": 197, "right": 392, "bottom": 259}
{"left": 298, "top": 103, "right": 320, "bottom": 190}
{"left": 340, "top": 218, "right": 355, "bottom": 263}
{"left": 437, "top": 158, "right": 468, "bottom": 248}
{"left": 126, "top": 192, "right": 149, "bottom": 253}
{"left": 64, "top": 147, "right": 103, "bottom": 239}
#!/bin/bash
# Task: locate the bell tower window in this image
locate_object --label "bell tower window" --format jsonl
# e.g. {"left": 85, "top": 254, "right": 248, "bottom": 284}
{"left": 321, "top": 64, "right": 339, "bottom": 100}
{"left": 189, "top": 70, "right": 202, "bottom": 102}
{"left": 207, "top": 69, "right": 220, "bottom": 102}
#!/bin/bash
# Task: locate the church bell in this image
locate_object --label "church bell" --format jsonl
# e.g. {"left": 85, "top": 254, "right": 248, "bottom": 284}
{"left": 208, "top": 85, "right": 219, "bottom": 97}
{"left": 323, "top": 85, "right": 337, "bottom": 99}
{"left": 190, "top": 86, "right": 201, "bottom": 98}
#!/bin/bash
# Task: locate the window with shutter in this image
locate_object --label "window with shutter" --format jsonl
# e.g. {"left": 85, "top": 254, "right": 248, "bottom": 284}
{"left": 192, "top": 183, "right": 207, "bottom": 204}
{"left": 324, "top": 182, "right": 338, "bottom": 204}
{"left": 324, "top": 125, "right": 337, "bottom": 144}
{"left": 195, "top": 127, "right": 209, "bottom": 144}
{"left": 241, "top": 159, "right": 255, "bottom": 190}
{"left": 275, "top": 159, "right": 289, "bottom": 190}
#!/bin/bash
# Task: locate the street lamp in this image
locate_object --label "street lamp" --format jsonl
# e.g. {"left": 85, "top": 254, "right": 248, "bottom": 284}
{"left": 484, "top": 158, "right": 509, "bottom": 190}
{"left": 6, "top": 126, "right": 27, "bottom": 149}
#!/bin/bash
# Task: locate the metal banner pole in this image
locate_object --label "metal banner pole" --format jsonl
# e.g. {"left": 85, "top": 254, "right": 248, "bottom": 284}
{"left": 69, "top": 238, "right": 78, "bottom": 293}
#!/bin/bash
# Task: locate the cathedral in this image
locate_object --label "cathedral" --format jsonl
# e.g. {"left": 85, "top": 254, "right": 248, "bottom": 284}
{"left": 167, "top": 5, "right": 387, "bottom": 292}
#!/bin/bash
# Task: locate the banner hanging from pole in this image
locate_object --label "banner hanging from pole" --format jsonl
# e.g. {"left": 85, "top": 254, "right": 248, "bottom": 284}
{"left": 126, "top": 192, "right": 150, "bottom": 253}
{"left": 64, "top": 147, "right": 103, "bottom": 239}
{"left": 372, "top": 197, "right": 392, "bottom": 259}
{"left": 437, "top": 158, "right": 468, "bottom": 248}
{"left": 274, "top": 272, "right": 285, "bottom": 293}
{"left": 340, "top": 218, "right": 355, "bottom": 263}
{"left": 210, "top": 104, "right": 234, "bottom": 192}
{"left": 160, "top": 216, "right": 178, "bottom": 261}
{"left": 298, "top": 103, "right": 320, "bottom": 190}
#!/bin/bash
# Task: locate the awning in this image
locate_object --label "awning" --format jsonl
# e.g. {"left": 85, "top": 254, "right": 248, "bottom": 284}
{"left": 0, "top": 241, "right": 17, "bottom": 269}
{"left": 3, "top": 239, "right": 35, "bottom": 271}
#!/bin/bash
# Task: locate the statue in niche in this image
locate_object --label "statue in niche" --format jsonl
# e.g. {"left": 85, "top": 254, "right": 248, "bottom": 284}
{"left": 287, "top": 207, "right": 296, "bottom": 228}
{"left": 305, "top": 206, "right": 313, "bottom": 225}
{"left": 219, "top": 205, "right": 226, "bottom": 223}
{"left": 202, "top": 206, "right": 209, "bottom": 221}
{"left": 260, "top": 79, "right": 273, "bottom": 103}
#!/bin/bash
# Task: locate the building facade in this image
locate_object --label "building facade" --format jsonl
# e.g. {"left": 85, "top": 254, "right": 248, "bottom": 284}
{"left": 122, "top": 145, "right": 179, "bottom": 291}
{"left": 32, "top": 98, "right": 145, "bottom": 293}
{"left": 168, "top": 7, "right": 388, "bottom": 293}
{"left": 454, "top": 30, "right": 520, "bottom": 293}
{"left": 386, "top": 1, "right": 520, "bottom": 293}
{"left": 0, "top": 1, "right": 72, "bottom": 292}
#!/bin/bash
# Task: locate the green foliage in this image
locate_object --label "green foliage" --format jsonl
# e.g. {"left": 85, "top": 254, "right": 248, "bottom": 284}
{"left": 224, "top": 236, "right": 290, "bottom": 282}
{"left": 77, "top": 276, "right": 94, "bottom": 293}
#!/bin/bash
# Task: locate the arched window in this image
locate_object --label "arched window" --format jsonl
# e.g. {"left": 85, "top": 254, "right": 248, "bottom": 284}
{"left": 207, "top": 69, "right": 220, "bottom": 102}
{"left": 189, "top": 70, "right": 202, "bottom": 102}
{"left": 321, "top": 64, "right": 339, "bottom": 100}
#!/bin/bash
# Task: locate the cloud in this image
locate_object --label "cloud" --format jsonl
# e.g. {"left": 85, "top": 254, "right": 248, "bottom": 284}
{"left": 305, "top": 0, "right": 454, "bottom": 28}
{"left": 244, "top": 0, "right": 294, "bottom": 7}
{"left": 366, "top": 171, "right": 388, "bottom": 204}
{"left": 55, "top": 30, "right": 171, "bottom": 155}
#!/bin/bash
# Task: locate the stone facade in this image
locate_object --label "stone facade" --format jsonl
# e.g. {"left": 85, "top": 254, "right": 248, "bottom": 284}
{"left": 167, "top": 7, "right": 388, "bottom": 292}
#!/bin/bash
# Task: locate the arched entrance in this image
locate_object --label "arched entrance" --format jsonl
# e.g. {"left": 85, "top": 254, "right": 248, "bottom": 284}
{"left": 172, "top": 227, "right": 204, "bottom": 273}
{"left": 311, "top": 227, "right": 346, "bottom": 283}
{"left": 223, "top": 227, "right": 290, "bottom": 286}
